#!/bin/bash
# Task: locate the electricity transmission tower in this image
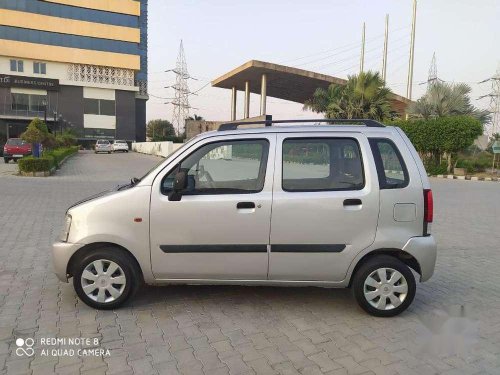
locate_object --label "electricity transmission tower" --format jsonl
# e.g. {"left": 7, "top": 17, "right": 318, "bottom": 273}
{"left": 166, "top": 40, "right": 196, "bottom": 135}
{"left": 427, "top": 52, "right": 438, "bottom": 87}
{"left": 479, "top": 65, "right": 500, "bottom": 136}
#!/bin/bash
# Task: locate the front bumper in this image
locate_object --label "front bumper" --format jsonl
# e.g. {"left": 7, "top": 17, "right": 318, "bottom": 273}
{"left": 52, "top": 241, "right": 84, "bottom": 282}
{"left": 4, "top": 153, "right": 30, "bottom": 158}
{"left": 402, "top": 235, "right": 437, "bottom": 282}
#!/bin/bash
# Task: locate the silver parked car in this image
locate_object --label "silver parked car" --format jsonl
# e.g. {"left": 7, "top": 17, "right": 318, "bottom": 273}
{"left": 95, "top": 139, "right": 113, "bottom": 154}
{"left": 53, "top": 119, "right": 436, "bottom": 316}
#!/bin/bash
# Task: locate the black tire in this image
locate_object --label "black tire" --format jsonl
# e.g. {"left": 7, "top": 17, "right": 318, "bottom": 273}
{"left": 352, "top": 255, "right": 416, "bottom": 317}
{"left": 4, "top": 158, "right": 9, "bottom": 164}
{"left": 73, "top": 247, "right": 142, "bottom": 310}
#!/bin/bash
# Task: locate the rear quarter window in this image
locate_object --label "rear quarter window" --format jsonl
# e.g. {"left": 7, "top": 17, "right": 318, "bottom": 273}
{"left": 369, "top": 138, "right": 409, "bottom": 189}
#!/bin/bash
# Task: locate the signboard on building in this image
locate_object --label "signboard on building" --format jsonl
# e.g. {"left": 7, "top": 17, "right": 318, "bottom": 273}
{"left": 493, "top": 141, "right": 500, "bottom": 154}
{"left": 0, "top": 74, "right": 59, "bottom": 91}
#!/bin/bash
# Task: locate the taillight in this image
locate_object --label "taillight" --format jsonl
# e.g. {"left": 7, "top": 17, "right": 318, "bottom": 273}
{"left": 423, "top": 189, "right": 433, "bottom": 235}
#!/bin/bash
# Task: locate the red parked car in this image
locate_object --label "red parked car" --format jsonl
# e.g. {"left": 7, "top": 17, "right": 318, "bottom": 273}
{"left": 3, "top": 138, "right": 32, "bottom": 163}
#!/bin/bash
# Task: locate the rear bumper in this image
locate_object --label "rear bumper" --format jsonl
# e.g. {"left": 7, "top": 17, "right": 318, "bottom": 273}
{"left": 52, "top": 241, "right": 84, "bottom": 282}
{"left": 402, "top": 235, "right": 437, "bottom": 282}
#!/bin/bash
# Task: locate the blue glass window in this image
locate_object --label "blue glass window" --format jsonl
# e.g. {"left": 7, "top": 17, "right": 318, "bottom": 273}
{"left": 33, "top": 62, "right": 47, "bottom": 75}
{"left": 0, "top": 0, "right": 138, "bottom": 28}
{"left": 0, "top": 26, "right": 139, "bottom": 55}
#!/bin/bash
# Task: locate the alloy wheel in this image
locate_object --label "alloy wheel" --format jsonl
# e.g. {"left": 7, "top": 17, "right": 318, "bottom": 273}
{"left": 80, "top": 259, "right": 126, "bottom": 303}
{"left": 363, "top": 267, "right": 408, "bottom": 311}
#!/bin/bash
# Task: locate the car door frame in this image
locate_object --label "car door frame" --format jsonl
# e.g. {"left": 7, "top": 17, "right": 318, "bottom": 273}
{"left": 149, "top": 132, "right": 277, "bottom": 281}
{"left": 268, "top": 131, "right": 380, "bottom": 283}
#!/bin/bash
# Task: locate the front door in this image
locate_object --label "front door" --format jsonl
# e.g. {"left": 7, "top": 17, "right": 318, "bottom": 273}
{"left": 269, "top": 133, "right": 380, "bottom": 282}
{"left": 150, "top": 134, "right": 275, "bottom": 280}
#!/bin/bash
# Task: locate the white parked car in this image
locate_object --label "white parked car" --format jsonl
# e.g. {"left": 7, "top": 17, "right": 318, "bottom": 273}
{"left": 95, "top": 140, "right": 113, "bottom": 154}
{"left": 53, "top": 119, "right": 436, "bottom": 316}
{"left": 113, "top": 140, "right": 129, "bottom": 153}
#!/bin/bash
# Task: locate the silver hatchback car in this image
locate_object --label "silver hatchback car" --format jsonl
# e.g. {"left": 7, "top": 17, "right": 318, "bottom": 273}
{"left": 53, "top": 119, "right": 436, "bottom": 317}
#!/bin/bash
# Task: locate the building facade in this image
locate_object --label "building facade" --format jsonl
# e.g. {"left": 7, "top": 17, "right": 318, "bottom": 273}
{"left": 0, "top": 0, "right": 148, "bottom": 145}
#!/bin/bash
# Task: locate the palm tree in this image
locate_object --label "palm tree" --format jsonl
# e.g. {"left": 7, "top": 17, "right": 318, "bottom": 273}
{"left": 407, "top": 82, "right": 490, "bottom": 123}
{"left": 186, "top": 114, "right": 204, "bottom": 121}
{"left": 304, "top": 71, "right": 394, "bottom": 120}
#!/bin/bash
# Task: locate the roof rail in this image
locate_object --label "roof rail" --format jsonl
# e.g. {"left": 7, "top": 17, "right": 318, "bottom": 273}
{"left": 218, "top": 118, "right": 385, "bottom": 131}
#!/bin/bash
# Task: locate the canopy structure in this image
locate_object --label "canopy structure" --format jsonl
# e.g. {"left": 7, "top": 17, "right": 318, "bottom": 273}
{"left": 212, "top": 60, "right": 411, "bottom": 120}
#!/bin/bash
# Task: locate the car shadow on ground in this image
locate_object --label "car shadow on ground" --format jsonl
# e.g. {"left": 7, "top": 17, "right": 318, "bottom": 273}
{"left": 124, "top": 283, "right": 365, "bottom": 316}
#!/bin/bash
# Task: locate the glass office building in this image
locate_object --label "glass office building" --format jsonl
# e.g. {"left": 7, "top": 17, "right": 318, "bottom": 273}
{"left": 0, "top": 0, "right": 148, "bottom": 144}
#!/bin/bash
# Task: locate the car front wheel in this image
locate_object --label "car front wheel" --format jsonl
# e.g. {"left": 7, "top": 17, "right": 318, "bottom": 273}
{"left": 352, "top": 255, "right": 416, "bottom": 317}
{"left": 73, "top": 248, "right": 141, "bottom": 309}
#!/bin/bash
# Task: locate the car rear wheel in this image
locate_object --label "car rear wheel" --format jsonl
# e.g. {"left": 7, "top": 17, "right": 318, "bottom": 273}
{"left": 73, "top": 248, "right": 141, "bottom": 309}
{"left": 4, "top": 158, "right": 9, "bottom": 163}
{"left": 352, "top": 255, "right": 416, "bottom": 317}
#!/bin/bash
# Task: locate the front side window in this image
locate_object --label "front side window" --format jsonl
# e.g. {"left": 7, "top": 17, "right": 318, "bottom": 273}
{"left": 369, "top": 138, "right": 409, "bottom": 189}
{"left": 282, "top": 138, "right": 364, "bottom": 192}
{"left": 161, "top": 139, "right": 269, "bottom": 195}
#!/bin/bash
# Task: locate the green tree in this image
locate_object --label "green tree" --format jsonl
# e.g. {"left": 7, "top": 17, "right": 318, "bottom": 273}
{"left": 407, "top": 82, "right": 490, "bottom": 123}
{"left": 304, "top": 71, "right": 394, "bottom": 120}
{"left": 390, "top": 116, "right": 483, "bottom": 172}
{"left": 146, "top": 119, "right": 175, "bottom": 141}
{"left": 21, "top": 118, "right": 48, "bottom": 145}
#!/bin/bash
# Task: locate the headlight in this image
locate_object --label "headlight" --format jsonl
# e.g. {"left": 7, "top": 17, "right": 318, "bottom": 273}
{"left": 60, "top": 214, "right": 72, "bottom": 242}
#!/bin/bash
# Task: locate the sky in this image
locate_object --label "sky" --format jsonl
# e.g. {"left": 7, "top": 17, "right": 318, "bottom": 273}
{"left": 146, "top": 0, "right": 500, "bottom": 123}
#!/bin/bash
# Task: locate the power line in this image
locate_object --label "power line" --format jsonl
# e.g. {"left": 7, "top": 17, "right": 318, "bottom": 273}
{"left": 281, "top": 25, "right": 409, "bottom": 66}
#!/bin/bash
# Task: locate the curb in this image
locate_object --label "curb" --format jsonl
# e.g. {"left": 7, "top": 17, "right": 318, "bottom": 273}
{"left": 433, "top": 174, "right": 499, "bottom": 182}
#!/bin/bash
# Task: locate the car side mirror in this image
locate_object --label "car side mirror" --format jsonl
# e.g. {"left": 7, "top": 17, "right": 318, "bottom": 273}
{"left": 168, "top": 169, "right": 188, "bottom": 201}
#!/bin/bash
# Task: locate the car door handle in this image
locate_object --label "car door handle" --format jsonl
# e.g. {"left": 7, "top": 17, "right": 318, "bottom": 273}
{"left": 343, "top": 199, "right": 362, "bottom": 206}
{"left": 237, "top": 202, "right": 255, "bottom": 209}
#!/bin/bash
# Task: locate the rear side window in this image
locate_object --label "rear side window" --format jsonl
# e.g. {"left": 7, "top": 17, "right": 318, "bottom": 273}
{"left": 369, "top": 138, "right": 409, "bottom": 189}
{"left": 282, "top": 138, "right": 364, "bottom": 192}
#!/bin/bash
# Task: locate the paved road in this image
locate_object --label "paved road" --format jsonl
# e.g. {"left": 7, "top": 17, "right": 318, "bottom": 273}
{"left": 0, "top": 151, "right": 499, "bottom": 375}
{"left": 0, "top": 160, "right": 19, "bottom": 177}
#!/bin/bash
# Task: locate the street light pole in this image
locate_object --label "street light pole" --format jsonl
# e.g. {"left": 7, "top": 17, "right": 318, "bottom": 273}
{"left": 42, "top": 99, "right": 47, "bottom": 126}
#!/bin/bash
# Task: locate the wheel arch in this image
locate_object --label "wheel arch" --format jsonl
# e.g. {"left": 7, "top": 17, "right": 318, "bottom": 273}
{"left": 66, "top": 242, "right": 144, "bottom": 282}
{"left": 348, "top": 248, "right": 421, "bottom": 287}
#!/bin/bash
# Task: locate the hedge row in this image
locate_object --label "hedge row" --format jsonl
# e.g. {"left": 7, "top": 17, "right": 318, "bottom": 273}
{"left": 18, "top": 156, "right": 54, "bottom": 172}
{"left": 18, "top": 146, "right": 79, "bottom": 173}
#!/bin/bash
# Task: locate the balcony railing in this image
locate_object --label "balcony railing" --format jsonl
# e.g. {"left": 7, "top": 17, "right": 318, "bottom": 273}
{"left": 0, "top": 107, "right": 51, "bottom": 120}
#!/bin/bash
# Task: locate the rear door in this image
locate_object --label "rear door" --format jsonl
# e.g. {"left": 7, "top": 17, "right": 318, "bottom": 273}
{"left": 269, "top": 132, "right": 380, "bottom": 282}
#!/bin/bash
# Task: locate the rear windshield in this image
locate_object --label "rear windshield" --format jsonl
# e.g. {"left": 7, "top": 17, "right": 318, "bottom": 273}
{"left": 97, "top": 140, "right": 109, "bottom": 144}
{"left": 115, "top": 140, "right": 126, "bottom": 144}
{"left": 6, "top": 139, "right": 25, "bottom": 146}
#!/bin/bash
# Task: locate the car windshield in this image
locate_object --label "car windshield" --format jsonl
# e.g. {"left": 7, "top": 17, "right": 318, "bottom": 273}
{"left": 135, "top": 138, "right": 195, "bottom": 182}
{"left": 97, "top": 141, "right": 109, "bottom": 145}
{"left": 6, "top": 139, "right": 24, "bottom": 146}
{"left": 115, "top": 141, "right": 126, "bottom": 144}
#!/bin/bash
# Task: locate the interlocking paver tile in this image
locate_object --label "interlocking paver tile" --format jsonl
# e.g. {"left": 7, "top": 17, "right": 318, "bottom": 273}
{"left": 1, "top": 154, "right": 499, "bottom": 374}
